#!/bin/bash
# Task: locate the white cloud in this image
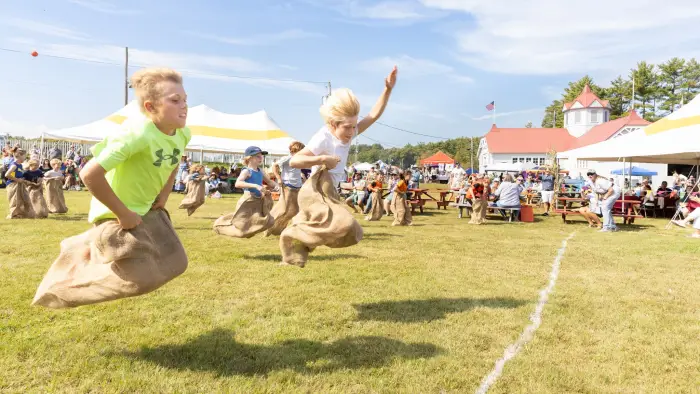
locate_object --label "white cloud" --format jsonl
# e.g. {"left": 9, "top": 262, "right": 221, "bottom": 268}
{"left": 419, "top": 0, "right": 700, "bottom": 75}
{"left": 0, "top": 18, "right": 89, "bottom": 40}
{"left": 360, "top": 55, "right": 473, "bottom": 83}
{"left": 466, "top": 107, "right": 542, "bottom": 121}
{"left": 34, "top": 43, "right": 326, "bottom": 96}
{"left": 302, "top": 0, "right": 442, "bottom": 22}
{"left": 68, "top": 0, "right": 140, "bottom": 14}
{"left": 0, "top": 116, "right": 49, "bottom": 139}
{"left": 190, "top": 29, "right": 324, "bottom": 46}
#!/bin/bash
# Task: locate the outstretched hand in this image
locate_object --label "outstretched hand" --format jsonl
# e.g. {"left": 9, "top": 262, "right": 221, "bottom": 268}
{"left": 385, "top": 66, "right": 398, "bottom": 90}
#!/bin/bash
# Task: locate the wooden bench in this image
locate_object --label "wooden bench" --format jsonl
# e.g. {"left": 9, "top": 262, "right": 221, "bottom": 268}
{"left": 409, "top": 199, "right": 426, "bottom": 214}
{"left": 487, "top": 206, "right": 521, "bottom": 222}
{"left": 450, "top": 202, "right": 472, "bottom": 218}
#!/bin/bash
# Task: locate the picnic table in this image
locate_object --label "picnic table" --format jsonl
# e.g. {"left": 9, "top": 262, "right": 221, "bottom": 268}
{"left": 554, "top": 196, "right": 642, "bottom": 224}
{"left": 408, "top": 189, "right": 434, "bottom": 214}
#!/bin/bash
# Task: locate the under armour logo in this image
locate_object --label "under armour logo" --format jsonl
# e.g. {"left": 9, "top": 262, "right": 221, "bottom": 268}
{"left": 153, "top": 148, "right": 181, "bottom": 167}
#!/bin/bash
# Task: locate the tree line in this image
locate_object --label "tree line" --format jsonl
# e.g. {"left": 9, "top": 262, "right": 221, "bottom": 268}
{"left": 352, "top": 136, "right": 482, "bottom": 169}
{"left": 541, "top": 57, "right": 700, "bottom": 127}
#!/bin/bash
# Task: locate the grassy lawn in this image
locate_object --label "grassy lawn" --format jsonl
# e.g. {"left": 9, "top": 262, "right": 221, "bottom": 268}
{"left": 1, "top": 189, "right": 698, "bottom": 393}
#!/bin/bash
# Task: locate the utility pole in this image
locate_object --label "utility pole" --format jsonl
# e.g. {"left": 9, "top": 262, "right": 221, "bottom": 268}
{"left": 553, "top": 108, "right": 556, "bottom": 128}
{"left": 124, "top": 47, "right": 129, "bottom": 105}
{"left": 470, "top": 138, "right": 474, "bottom": 173}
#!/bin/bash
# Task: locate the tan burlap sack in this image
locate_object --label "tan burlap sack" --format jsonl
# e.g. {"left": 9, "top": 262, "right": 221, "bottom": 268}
{"left": 279, "top": 167, "right": 364, "bottom": 267}
{"left": 26, "top": 182, "right": 49, "bottom": 218}
{"left": 469, "top": 200, "right": 487, "bottom": 225}
{"left": 178, "top": 179, "right": 206, "bottom": 216}
{"left": 6, "top": 182, "right": 35, "bottom": 219}
{"left": 213, "top": 191, "right": 274, "bottom": 238}
{"left": 365, "top": 190, "right": 384, "bottom": 221}
{"left": 44, "top": 177, "right": 68, "bottom": 213}
{"left": 32, "top": 209, "right": 187, "bottom": 309}
{"left": 391, "top": 192, "right": 413, "bottom": 226}
{"left": 265, "top": 186, "right": 300, "bottom": 236}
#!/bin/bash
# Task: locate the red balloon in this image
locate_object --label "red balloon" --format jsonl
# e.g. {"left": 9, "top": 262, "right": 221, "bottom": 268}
{"left": 31, "top": 51, "right": 38, "bottom": 57}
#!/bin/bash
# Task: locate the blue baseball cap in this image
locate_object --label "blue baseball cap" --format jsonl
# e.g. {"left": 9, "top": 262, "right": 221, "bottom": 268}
{"left": 244, "top": 146, "right": 268, "bottom": 156}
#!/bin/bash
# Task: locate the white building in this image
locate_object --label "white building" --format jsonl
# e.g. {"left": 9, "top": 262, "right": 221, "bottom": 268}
{"left": 478, "top": 84, "right": 669, "bottom": 184}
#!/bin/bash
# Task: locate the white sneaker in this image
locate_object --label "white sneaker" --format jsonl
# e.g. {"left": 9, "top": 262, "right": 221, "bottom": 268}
{"left": 672, "top": 220, "right": 689, "bottom": 228}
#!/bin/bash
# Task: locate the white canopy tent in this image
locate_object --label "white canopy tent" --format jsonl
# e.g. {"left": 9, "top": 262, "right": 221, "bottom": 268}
{"left": 41, "top": 101, "right": 296, "bottom": 155}
{"left": 483, "top": 162, "right": 537, "bottom": 173}
{"left": 559, "top": 95, "right": 700, "bottom": 165}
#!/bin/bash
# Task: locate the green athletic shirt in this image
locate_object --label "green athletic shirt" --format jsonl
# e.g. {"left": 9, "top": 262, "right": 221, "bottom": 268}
{"left": 88, "top": 119, "right": 191, "bottom": 223}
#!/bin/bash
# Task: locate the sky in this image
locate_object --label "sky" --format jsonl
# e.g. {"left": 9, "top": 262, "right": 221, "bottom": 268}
{"left": 1, "top": 0, "right": 700, "bottom": 147}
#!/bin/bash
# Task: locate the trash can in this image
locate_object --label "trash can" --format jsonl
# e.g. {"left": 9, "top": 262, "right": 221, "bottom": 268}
{"left": 520, "top": 204, "right": 534, "bottom": 222}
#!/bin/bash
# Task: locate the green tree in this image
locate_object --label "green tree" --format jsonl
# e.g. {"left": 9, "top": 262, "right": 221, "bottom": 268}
{"left": 525, "top": 121, "right": 533, "bottom": 128}
{"left": 630, "top": 61, "right": 659, "bottom": 120}
{"left": 541, "top": 76, "right": 604, "bottom": 128}
{"left": 605, "top": 76, "right": 632, "bottom": 119}
{"left": 681, "top": 58, "right": 700, "bottom": 104}
{"left": 541, "top": 100, "right": 563, "bottom": 128}
{"left": 658, "top": 57, "right": 686, "bottom": 115}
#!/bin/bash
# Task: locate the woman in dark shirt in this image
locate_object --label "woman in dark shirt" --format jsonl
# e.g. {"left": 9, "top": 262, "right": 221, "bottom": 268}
{"left": 40, "top": 159, "right": 51, "bottom": 174}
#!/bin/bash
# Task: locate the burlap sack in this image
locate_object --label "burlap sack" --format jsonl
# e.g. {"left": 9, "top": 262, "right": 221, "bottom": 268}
{"left": 6, "top": 182, "right": 35, "bottom": 219}
{"left": 32, "top": 209, "right": 188, "bottom": 309}
{"left": 469, "top": 200, "right": 487, "bottom": 225}
{"left": 391, "top": 192, "right": 413, "bottom": 226}
{"left": 26, "top": 182, "right": 49, "bottom": 218}
{"left": 365, "top": 190, "right": 384, "bottom": 221}
{"left": 178, "top": 179, "right": 206, "bottom": 216}
{"left": 279, "top": 167, "right": 364, "bottom": 267}
{"left": 213, "top": 192, "right": 274, "bottom": 238}
{"left": 44, "top": 177, "right": 68, "bottom": 213}
{"left": 265, "top": 186, "right": 300, "bottom": 236}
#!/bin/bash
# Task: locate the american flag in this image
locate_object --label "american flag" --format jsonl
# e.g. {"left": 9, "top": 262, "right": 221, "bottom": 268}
{"left": 485, "top": 101, "right": 495, "bottom": 111}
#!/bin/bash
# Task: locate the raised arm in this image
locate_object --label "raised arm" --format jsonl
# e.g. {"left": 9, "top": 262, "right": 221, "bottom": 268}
{"left": 357, "top": 66, "right": 398, "bottom": 135}
{"left": 289, "top": 148, "right": 339, "bottom": 170}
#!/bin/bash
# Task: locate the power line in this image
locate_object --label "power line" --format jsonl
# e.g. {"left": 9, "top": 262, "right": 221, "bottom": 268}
{"left": 358, "top": 134, "right": 400, "bottom": 148}
{"left": 0, "top": 46, "right": 329, "bottom": 85}
{"left": 373, "top": 121, "right": 449, "bottom": 140}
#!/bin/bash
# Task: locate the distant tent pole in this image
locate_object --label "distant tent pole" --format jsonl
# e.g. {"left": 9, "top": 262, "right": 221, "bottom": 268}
{"left": 124, "top": 47, "right": 129, "bottom": 106}
{"left": 39, "top": 133, "right": 45, "bottom": 161}
{"left": 199, "top": 147, "right": 203, "bottom": 164}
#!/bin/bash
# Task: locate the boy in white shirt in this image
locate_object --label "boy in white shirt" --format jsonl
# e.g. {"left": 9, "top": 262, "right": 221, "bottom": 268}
{"left": 43, "top": 159, "right": 64, "bottom": 179}
{"left": 290, "top": 66, "right": 398, "bottom": 183}
{"left": 586, "top": 169, "right": 621, "bottom": 232}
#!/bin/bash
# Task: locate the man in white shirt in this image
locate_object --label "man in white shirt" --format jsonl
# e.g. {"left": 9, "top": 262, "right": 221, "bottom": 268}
{"left": 586, "top": 169, "right": 621, "bottom": 232}
{"left": 291, "top": 66, "right": 398, "bottom": 187}
{"left": 449, "top": 164, "right": 466, "bottom": 189}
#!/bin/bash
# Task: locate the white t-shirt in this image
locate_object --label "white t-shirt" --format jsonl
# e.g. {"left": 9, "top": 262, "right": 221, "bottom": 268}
{"left": 44, "top": 170, "right": 63, "bottom": 178}
{"left": 590, "top": 177, "right": 620, "bottom": 195}
{"left": 450, "top": 167, "right": 466, "bottom": 186}
{"left": 306, "top": 126, "right": 353, "bottom": 186}
{"left": 277, "top": 155, "right": 302, "bottom": 188}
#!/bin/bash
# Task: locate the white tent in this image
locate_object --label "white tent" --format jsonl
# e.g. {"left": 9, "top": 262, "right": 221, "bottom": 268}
{"left": 483, "top": 162, "right": 537, "bottom": 173}
{"left": 352, "top": 162, "right": 373, "bottom": 171}
{"left": 559, "top": 96, "right": 700, "bottom": 165}
{"left": 42, "top": 102, "right": 296, "bottom": 155}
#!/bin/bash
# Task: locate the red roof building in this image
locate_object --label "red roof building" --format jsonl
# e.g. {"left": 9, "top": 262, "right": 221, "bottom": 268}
{"left": 420, "top": 151, "right": 455, "bottom": 166}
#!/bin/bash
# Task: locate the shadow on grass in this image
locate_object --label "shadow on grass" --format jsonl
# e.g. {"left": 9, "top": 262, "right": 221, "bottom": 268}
{"left": 354, "top": 297, "right": 526, "bottom": 323}
{"left": 51, "top": 213, "right": 88, "bottom": 221}
{"left": 363, "top": 232, "right": 401, "bottom": 239}
{"left": 121, "top": 329, "right": 443, "bottom": 376}
{"left": 243, "top": 253, "right": 366, "bottom": 262}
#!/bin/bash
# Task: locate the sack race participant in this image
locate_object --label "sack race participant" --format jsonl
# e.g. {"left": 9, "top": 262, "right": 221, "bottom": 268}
{"left": 345, "top": 172, "right": 367, "bottom": 213}
{"left": 391, "top": 171, "right": 413, "bottom": 226}
{"left": 281, "top": 66, "right": 398, "bottom": 266}
{"left": 23, "top": 159, "right": 49, "bottom": 218}
{"left": 213, "top": 146, "right": 278, "bottom": 238}
{"left": 4, "top": 147, "right": 35, "bottom": 219}
{"left": 44, "top": 158, "right": 68, "bottom": 213}
{"left": 265, "top": 141, "right": 306, "bottom": 236}
{"left": 32, "top": 67, "right": 192, "bottom": 308}
{"left": 365, "top": 174, "right": 384, "bottom": 221}
{"left": 279, "top": 167, "right": 364, "bottom": 267}
{"left": 469, "top": 176, "right": 490, "bottom": 225}
{"left": 178, "top": 164, "right": 206, "bottom": 216}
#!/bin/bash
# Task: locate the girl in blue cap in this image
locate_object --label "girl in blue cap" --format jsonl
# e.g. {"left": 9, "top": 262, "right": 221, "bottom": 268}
{"left": 235, "top": 146, "right": 279, "bottom": 198}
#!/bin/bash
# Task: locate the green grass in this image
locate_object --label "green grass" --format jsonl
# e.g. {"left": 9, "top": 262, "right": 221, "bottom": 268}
{"left": 1, "top": 191, "right": 699, "bottom": 393}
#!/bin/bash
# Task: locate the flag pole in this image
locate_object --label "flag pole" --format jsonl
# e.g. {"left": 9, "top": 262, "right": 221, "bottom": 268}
{"left": 492, "top": 101, "right": 496, "bottom": 125}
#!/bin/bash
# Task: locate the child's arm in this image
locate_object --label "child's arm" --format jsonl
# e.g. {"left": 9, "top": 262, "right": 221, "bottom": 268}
{"left": 80, "top": 161, "right": 142, "bottom": 229}
{"left": 4, "top": 164, "right": 23, "bottom": 183}
{"left": 290, "top": 149, "right": 340, "bottom": 170}
{"left": 357, "top": 66, "right": 397, "bottom": 134}
{"left": 152, "top": 167, "right": 178, "bottom": 210}
{"left": 262, "top": 172, "right": 279, "bottom": 191}
{"left": 235, "top": 169, "right": 262, "bottom": 192}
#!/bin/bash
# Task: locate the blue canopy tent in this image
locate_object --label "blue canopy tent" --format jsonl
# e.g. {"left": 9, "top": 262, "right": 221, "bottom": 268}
{"left": 611, "top": 166, "right": 658, "bottom": 176}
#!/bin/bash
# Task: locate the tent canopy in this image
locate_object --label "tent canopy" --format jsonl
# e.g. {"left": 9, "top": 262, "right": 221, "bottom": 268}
{"left": 611, "top": 166, "right": 658, "bottom": 176}
{"left": 484, "top": 162, "right": 536, "bottom": 173}
{"left": 420, "top": 151, "right": 455, "bottom": 166}
{"left": 352, "top": 162, "right": 373, "bottom": 171}
{"left": 42, "top": 101, "right": 296, "bottom": 155}
{"left": 558, "top": 95, "right": 700, "bottom": 164}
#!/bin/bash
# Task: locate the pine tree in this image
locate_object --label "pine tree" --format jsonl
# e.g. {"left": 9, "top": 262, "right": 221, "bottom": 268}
{"left": 605, "top": 76, "right": 632, "bottom": 119}
{"left": 630, "top": 61, "right": 659, "bottom": 120}
{"left": 681, "top": 58, "right": 700, "bottom": 104}
{"left": 658, "top": 57, "right": 686, "bottom": 115}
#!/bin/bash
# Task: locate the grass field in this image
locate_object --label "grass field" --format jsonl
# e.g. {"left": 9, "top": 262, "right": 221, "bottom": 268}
{"left": 1, "top": 190, "right": 699, "bottom": 393}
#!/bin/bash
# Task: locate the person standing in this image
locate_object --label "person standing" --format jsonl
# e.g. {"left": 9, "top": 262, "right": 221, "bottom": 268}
{"left": 540, "top": 168, "right": 555, "bottom": 216}
{"left": 587, "top": 169, "right": 621, "bottom": 232}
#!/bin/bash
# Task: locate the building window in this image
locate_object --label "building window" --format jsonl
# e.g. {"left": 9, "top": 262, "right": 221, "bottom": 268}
{"left": 539, "top": 158, "right": 546, "bottom": 165}
{"left": 591, "top": 110, "right": 598, "bottom": 123}
{"left": 512, "top": 157, "right": 518, "bottom": 164}
{"left": 577, "top": 160, "right": 588, "bottom": 168}
{"left": 525, "top": 157, "right": 532, "bottom": 163}
{"left": 575, "top": 111, "right": 581, "bottom": 124}
{"left": 604, "top": 111, "right": 609, "bottom": 122}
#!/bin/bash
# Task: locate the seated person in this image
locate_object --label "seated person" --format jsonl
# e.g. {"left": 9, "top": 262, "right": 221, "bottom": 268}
{"left": 493, "top": 174, "right": 523, "bottom": 218}
{"left": 656, "top": 181, "right": 672, "bottom": 196}
{"left": 578, "top": 188, "right": 602, "bottom": 228}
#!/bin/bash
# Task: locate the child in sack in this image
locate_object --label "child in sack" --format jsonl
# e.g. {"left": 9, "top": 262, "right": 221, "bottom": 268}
{"left": 4, "top": 147, "right": 34, "bottom": 219}
{"left": 32, "top": 67, "right": 191, "bottom": 308}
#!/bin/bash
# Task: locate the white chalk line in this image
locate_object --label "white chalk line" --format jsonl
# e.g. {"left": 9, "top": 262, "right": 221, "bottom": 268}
{"left": 475, "top": 232, "right": 576, "bottom": 394}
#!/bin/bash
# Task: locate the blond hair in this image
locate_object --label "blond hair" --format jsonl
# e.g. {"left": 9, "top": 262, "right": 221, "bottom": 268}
{"left": 50, "top": 158, "right": 62, "bottom": 167}
{"left": 130, "top": 67, "right": 183, "bottom": 114}
{"left": 289, "top": 141, "right": 305, "bottom": 154}
{"left": 242, "top": 156, "right": 253, "bottom": 166}
{"left": 10, "top": 147, "right": 26, "bottom": 159}
{"left": 319, "top": 88, "right": 360, "bottom": 126}
{"left": 27, "top": 159, "right": 39, "bottom": 169}
{"left": 189, "top": 164, "right": 204, "bottom": 174}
